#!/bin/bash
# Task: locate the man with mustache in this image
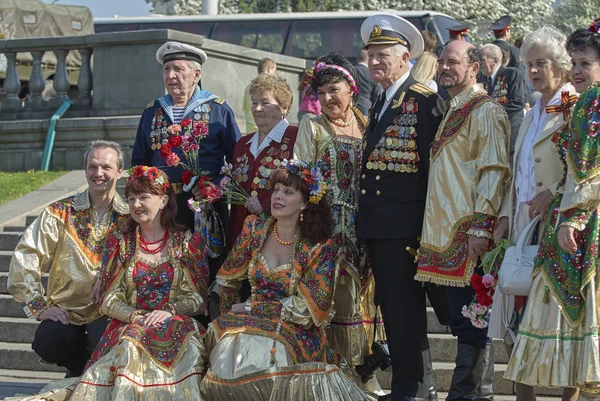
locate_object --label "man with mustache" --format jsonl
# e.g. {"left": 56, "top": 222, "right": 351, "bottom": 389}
{"left": 358, "top": 13, "right": 443, "bottom": 401}
{"left": 8, "top": 140, "right": 129, "bottom": 377}
{"left": 415, "top": 40, "right": 511, "bottom": 401}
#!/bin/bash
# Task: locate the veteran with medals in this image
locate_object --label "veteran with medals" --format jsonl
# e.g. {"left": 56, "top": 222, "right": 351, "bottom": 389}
{"left": 132, "top": 41, "right": 240, "bottom": 288}
{"left": 228, "top": 74, "right": 298, "bottom": 249}
{"left": 357, "top": 14, "right": 443, "bottom": 401}
{"left": 415, "top": 41, "right": 511, "bottom": 401}
{"left": 131, "top": 41, "right": 240, "bottom": 232}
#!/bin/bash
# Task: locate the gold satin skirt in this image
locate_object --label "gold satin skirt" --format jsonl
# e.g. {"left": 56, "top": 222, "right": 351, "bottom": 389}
{"left": 504, "top": 271, "right": 600, "bottom": 388}
{"left": 201, "top": 325, "right": 369, "bottom": 400}
{"left": 9, "top": 333, "right": 208, "bottom": 401}
{"left": 327, "top": 274, "right": 386, "bottom": 367}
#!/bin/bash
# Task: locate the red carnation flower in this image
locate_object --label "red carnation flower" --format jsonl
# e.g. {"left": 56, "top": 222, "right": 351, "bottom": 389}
{"left": 478, "top": 293, "right": 493, "bottom": 307}
{"left": 168, "top": 135, "right": 183, "bottom": 148}
{"left": 470, "top": 273, "right": 485, "bottom": 291}
{"left": 182, "top": 170, "right": 194, "bottom": 185}
{"left": 181, "top": 118, "right": 192, "bottom": 128}
{"left": 147, "top": 167, "right": 159, "bottom": 180}
{"left": 132, "top": 165, "right": 146, "bottom": 178}
{"left": 159, "top": 144, "right": 172, "bottom": 158}
{"left": 165, "top": 152, "right": 180, "bottom": 167}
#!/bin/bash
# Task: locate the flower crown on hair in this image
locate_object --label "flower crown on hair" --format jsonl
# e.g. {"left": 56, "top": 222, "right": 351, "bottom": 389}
{"left": 279, "top": 159, "right": 326, "bottom": 204}
{"left": 128, "top": 165, "right": 170, "bottom": 190}
{"left": 302, "top": 62, "right": 359, "bottom": 101}
{"left": 588, "top": 18, "right": 600, "bottom": 35}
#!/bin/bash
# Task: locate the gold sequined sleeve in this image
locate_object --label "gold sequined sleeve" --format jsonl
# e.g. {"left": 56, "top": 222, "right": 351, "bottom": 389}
{"left": 471, "top": 103, "right": 511, "bottom": 221}
{"left": 8, "top": 209, "right": 60, "bottom": 318}
{"left": 557, "top": 161, "right": 600, "bottom": 230}
{"left": 295, "top": 116, "right": 320, "bottom": 163}
{"left": 100, "top": 265, "right": 136, "bottom": 323}
{"left": 280, "top": 295, "right": 313, "bottom": 327}
{"left": 171, "top": 232, "right": 207, "bottom": 316}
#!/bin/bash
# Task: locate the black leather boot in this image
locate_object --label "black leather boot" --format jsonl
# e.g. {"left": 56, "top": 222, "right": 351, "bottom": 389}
{"left": 476, "top": 341, "right": 494, "bottom": 401}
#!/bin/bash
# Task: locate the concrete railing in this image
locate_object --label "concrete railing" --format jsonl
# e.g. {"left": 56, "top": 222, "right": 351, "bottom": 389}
{"left": 0, "top": 30, "right": 308, "bottom": 171}
{"left": 0, "top": 30, "right": 307, "bottom": 120}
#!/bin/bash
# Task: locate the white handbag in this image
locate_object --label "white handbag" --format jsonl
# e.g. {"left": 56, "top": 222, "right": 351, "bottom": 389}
{"left": 498, "top": 216, "right": 540, "bottom": 296}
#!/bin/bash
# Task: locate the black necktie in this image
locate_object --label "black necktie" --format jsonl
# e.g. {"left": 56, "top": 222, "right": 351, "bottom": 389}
{"left": 371, "top": 94, "right": 386, "bottom": 120}
{"left": 486, "top": 76, "right": 494, "bottom": 96}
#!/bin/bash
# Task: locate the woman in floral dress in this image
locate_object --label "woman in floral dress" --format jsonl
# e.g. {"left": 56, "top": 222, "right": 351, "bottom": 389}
{"left": 505, "top": 21, "right": 600, "bottom": 400}
{"left": 200, "top": 161, "right": 367, "bottom": 401}
{"left": 295, "top": 52, "right": 382, "bottom": 388}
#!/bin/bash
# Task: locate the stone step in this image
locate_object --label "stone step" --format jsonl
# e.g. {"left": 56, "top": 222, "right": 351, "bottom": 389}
{"left": 25, "top": 216, "right": 38, "bottom": 227}
{"left": 426, "top": 307, "right": 450, "bottom": 334}
{"left": 0, "top": 233, "right": 21, "bottom": 253}
{"left": 0, "top": 317, "right": 38, "bottom": 343}
{"left": 376, "top": 362, "right": 562, "bottom": 397}
{"left": 428, "top": 334, "right": 510, "bottom": 364}
{"left": 0, "top": 294, "right": 26, "bottom": 318}
{"left": 0, "top": 342, "right": 65, "bottom": 373}
{"left": 0, "top": 251, "right": 12, "bottom": 273}
{"left": 0, "top": 368, "right": 64, "bottom": 381}
{"left": 0, "top": 273, "right": 48, "bottom": 295}
{"left": 2, "top": 226, "right": 26, "bottom": 233}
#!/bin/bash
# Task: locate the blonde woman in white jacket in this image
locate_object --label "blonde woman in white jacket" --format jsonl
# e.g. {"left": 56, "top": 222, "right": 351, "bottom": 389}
{"left": 491, "top": 26, "right": 578, "bottom": 401}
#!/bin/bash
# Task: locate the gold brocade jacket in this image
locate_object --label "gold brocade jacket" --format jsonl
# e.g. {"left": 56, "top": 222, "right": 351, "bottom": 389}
{"left": 8, "top": 190, "right": 128, "bottom": 324}
{"left": 415, "top": 84, "right": 511, "bottom": 286}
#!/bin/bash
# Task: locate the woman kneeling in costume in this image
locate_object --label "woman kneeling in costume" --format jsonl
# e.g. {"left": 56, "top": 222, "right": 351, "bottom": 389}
{"left": 16, "top": 166, "right": 210, "bottom": 401}
{"left": 200, "top": 160, "right": 368, "bottom": 400}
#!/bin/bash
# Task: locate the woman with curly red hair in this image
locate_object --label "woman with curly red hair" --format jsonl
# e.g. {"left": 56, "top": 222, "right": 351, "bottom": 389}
{"left": 200, "top": 160, "right": 367, "bottom": 400}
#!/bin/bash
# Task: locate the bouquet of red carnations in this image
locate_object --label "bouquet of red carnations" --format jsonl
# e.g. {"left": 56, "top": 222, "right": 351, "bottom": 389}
{"left": 461, "top": 238, "right": 510, "bottom": 329}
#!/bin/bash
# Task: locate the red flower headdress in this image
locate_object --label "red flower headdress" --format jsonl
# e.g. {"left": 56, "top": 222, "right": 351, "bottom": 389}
{"left": 128, "top": 165, "right": 170, "bottom": 190}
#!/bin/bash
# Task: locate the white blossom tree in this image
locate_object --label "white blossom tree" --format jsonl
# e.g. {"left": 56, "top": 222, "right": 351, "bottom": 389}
{"left": 146, "top": 0, "right": 554, "bottom": 41}
{"left": 550, "top": 0, "right": 600, "bottom": 36}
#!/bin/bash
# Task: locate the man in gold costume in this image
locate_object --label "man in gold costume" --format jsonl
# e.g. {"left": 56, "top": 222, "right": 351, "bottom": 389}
{"left": 8, "top": 140, "right": 128, "bottom": 377}
{"left": 415, "top": 41, "right": 511, "bottom": 401}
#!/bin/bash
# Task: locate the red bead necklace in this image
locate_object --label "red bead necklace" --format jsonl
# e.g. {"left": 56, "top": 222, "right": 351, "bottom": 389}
{"left": 139, "top": 230, "right": 169, "bottom": 254}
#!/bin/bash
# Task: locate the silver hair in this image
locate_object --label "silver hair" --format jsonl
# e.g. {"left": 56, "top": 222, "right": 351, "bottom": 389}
{"left": 521, "top": 26, "right": 571, "bottom": 73}
{"left": 188, "top": 60, "right": 202, "bottom": 85}
{"left": 83, "top": 140, "right": 125, "bottom": 170}
{"left": 188, "top": 60, "right": 202, "bottom": 73}
{"left": 395, "top": 44, "right": 409, "bottom": 57}
{"left": 480, "top": 44, "right": 503, "bottom": 63}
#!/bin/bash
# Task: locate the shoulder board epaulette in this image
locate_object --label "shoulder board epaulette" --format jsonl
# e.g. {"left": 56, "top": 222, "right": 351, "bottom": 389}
{"left": 213, "top": 98, "right": 225, "bottom": 105}
{"left": 410, "top": 83, "right": 435, "bottom": 97}
{"left": 146, "top": 100, "right": 155, "bottom": 109}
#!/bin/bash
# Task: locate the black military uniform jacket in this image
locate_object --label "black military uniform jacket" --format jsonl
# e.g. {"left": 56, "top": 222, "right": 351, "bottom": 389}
{"left": 493, "top": 39, "right": 520, "bottom": 69}
{"left": 358, "top": 74, "right": 443, "bottom": 239}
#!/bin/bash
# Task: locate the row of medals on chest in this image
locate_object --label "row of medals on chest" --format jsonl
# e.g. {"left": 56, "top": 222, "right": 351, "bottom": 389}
{"left": 236, "top": 149, "right": 289, "bottom": 184}
{"left": 150, "top": 112, "right": 209, "bottom": 150}
{"left": 366, "top": 125, "right": 418, "bottom": 172}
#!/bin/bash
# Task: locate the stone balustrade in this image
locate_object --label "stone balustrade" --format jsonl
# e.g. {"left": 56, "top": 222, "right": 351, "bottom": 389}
{"left": 0, "top": 29, "right": 307, "bottom": 171}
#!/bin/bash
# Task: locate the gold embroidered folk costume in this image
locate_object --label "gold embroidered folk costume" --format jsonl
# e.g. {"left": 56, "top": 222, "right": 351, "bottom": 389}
{"left": 200, "top": 216, "right": 367, "bottom": 401}
{"left": 415, "top": 84, "right": 511, "bottom": 286}
{"left": 296, "top": 111, "right": 384, "bottom": 367}
{"left": 8, "top": 190, "right": 128, "bottom": 324}
{"left": 505, "top": 83, "right": 600, "bottom": 391}
{"left": 12, "top": 230, "right": 211, "bottom": 401}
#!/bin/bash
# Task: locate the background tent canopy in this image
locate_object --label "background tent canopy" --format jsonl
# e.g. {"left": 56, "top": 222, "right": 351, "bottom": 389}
{"left": 0, "top": 0, "right": 93, "bottom": 40}
{"left": 0, "top": 0, "right": 94, "bottom": 83}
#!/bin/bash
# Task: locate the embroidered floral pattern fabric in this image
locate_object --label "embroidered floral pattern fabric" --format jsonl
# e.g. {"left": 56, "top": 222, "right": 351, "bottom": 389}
{"left": 431, "top": 94, "right": 490, "bottom": 160}
{"left": 534, "top": 87, "right": 600, "bottom": 324}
